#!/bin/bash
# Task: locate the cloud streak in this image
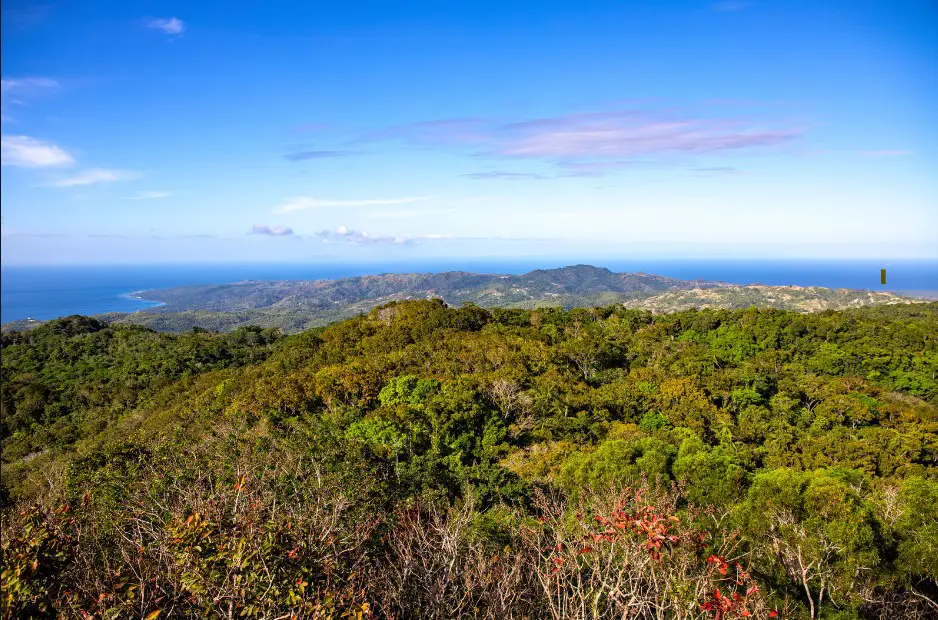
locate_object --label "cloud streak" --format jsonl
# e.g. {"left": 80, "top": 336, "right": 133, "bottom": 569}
{"left": 275, "top": 195, "right": 432, "bottom": 213}
{"left": 47, "top": 167, "right": 140, "bottom": 187}
{"left": 1, "top": 135, "right": 73, "bottom": 167}
{"left": 1, "top": 76, "right": 59, "bottom": 104}
{"left": 491, "top": 112, "right": 799, "bottom": 159}
{"left": 147, "top": 17, "right": 185, "bottom": 35}
{"left": 464, "top": 171, "right": 545, "bottom": 180}
{"left": 465, "top": 161, "right": 655, "bottom": 180}
{"left": 557, "top": 160, "right": 656, "bottom": 176}
{"left": 366, "top": 208, "right": 457, "bottom": 219}
{"left": 312, "top": 226, "right": 453, "bottom": 245}
{"left": 357, "top": 108, "right": 803, "bottom": 176}
{"left": 1, "top": 77, "right": 60, "bottom": 122}
{"left": 693, "top": 166, "right": 742, "bottom": 175}
{"left": 126, "top": 191, "right": 171, "bottom": 200}
{"left": 251, "top": 224, "right": 294, "bottom": 236}
{"left": 359, "top": 118, "right": 491, "bottom": 146}
{"left": 1, "top": 77, "right": 59, "bottom": 94}
{"left": 315, "top": 225, "right": 410, "bottom": 245}
{"left": 284, "top": 149, "right": 354, "bottom": 161}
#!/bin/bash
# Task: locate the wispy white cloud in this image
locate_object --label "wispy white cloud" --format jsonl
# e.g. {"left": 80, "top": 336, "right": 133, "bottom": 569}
{"left": 693, "top": 166, "right": 742, "bottom": 175}
{"left": 0, "top": 231, "right": 65, "bottom": 238}
{"left": 47, "top": 167, "right": 140, "bottom": 187}
{"left": 1, "top": 135, "right": 73, "bottom": 167}
{"left": 126, "top": 190, "right": 171, "bottom": 200}
{"left": 557, "top": 160, "right": 656, "bottom": 177}
{"left": 284, "top": 149, "right": 355, "bottom": 161}
{"left": 464, "top": 171, "right": 545, "bottom": 180}
{"left": 358, "top": 108, "right": 802, "bottom": 176}
{"left": 147, "top": 17, "right": 185, "bottom": 35}
{"left": 275, "top": 195, "right": 432, "bottom": 214}
{"left": 251, "top": 224, "right": 294, "bottom": 236}
{"left": 313, "top": 226, "right": 453, "bottom": 245}
{"left": 1, "top": 77, "right": 59, "bottom": 95}
{"left": 1, "top": 77, "right": 59, "bottom": 106}
{"left": 315, "top": 225, "right": 411, "bottom": 245}
{"left": 367, "top": 208, "right": 457, "bottom": 219}
{"left": 492, "top": 112, "right": 798, "bottom": 159}
{"left": 1, "top": 77, "right": 59, "bottom": 122}
{"left": 465, "top": 161, "right": 654, "bottom": 180}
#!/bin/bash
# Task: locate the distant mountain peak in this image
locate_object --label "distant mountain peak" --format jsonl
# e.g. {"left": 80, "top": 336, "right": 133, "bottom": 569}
{"left": 4, "top": 265, "right": 918, "bottom": 334}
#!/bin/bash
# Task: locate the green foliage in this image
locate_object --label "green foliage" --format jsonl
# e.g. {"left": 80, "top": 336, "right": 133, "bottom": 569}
{"left": 673, "top": 437, "right": 749, "bottom": 507}
{"left": 893, "top": 476, "right": 938, "bottom": 577}
{"left": 1, "top": 502, "right": 78, "bottom": 618}
{"left": 736, "top": 468, "right": 883, "bottom": 614}
{"left": 559, "top": 437, "right": 677, "bottom": 492}
{"left": 378, "top": 375, "right": 440, "bottom": 408}
{"left": 346, "top": 417, "right": 407, "bottom": 456}
{"left": 1, "top": 317, "right": 283, "bottom": 489}
{"left": 639, "top": 411, "right": 671, "bottom": 431}
{"left": 2, "top": 300, "right": 938, "bottom": 617}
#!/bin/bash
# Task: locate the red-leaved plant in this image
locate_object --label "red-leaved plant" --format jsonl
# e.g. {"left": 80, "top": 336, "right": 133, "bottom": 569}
{"left": 525, "top": 482, "right": 781, "bottom": 619}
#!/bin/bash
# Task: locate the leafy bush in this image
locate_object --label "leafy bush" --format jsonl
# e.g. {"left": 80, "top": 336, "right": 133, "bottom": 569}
{"left": 3, "top": 301, "right": 938, "bottom": 617}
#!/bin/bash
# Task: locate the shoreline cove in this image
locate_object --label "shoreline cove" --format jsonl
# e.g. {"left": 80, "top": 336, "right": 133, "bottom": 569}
{"left": 2, "top": 260, "right": 936, "bottom": 324}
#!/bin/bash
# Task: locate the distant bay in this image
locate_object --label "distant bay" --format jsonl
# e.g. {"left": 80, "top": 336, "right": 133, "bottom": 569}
{"left": 2, "top": 259, "right": 936, "bottom": 324}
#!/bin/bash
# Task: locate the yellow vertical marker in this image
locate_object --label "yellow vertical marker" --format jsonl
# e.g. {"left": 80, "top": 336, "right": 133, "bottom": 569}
{"left": 880, "top": 269, "right": 887, "bottom": 285}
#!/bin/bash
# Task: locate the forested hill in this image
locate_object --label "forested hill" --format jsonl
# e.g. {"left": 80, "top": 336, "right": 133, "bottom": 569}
{"left": 132, "top": 265, "right": 723, "bottom": 312}
{"left": 2, "top": 301, "right": 937, "bottom": 617}
{"left": 69, "top": 265, "right": 917, "bottom": 333}
{"left": 79, "top": 265, "right": 728, "bottom": 332}
{"left": 1, "top": 266, "right": 918, "bottom": 335}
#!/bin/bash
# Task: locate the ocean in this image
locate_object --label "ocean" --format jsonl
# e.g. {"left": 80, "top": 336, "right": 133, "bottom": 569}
{"left": 2, "top": 259, "right": 937, "bottom": 324}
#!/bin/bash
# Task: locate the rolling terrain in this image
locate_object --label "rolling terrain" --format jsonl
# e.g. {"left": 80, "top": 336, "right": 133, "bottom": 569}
{"left": 1, "top": 265, "right": 920, "bottom": 334}
{"left": 621, "top": 284, "right": 915, "bottom": 313}
{"left": 2, "top": 301, "right": 937, "bottom": 617}
{"left": 4, "top": 265, "right": 918, "bottom": 334}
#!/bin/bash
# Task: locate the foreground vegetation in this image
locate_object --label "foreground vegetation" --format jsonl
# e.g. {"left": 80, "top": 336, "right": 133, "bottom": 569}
{"left": 2, "top": 301, "right": 937, "bottom": 617}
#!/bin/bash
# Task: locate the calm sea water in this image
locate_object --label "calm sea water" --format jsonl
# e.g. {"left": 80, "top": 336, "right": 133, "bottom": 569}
{"left": 2, "top": 259, "right": 937, "bottom": 324}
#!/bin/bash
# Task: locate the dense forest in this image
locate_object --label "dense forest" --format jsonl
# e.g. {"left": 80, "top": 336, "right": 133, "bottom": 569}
{"left": 2, "top": 301, "right": 937, "bottom": 618}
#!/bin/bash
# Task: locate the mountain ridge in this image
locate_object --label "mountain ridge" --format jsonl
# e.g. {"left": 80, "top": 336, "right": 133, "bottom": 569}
{"left": 1, "top": 265, "right": 919, "bottom": 334}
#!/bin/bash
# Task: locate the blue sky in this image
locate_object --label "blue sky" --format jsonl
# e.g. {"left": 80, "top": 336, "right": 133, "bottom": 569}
{"left": 1, "top": 0, "right": 936, "bottom": 265}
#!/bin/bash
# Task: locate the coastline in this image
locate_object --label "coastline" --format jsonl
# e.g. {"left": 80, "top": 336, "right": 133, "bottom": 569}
{"left": 120, "top": 290, "right": 167, "bottom": 309}
{"left": 2, "top": 260, "right": 937, "bottom": 324}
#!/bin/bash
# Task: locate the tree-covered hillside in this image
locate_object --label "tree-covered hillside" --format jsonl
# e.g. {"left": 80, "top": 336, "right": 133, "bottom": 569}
{"left": 1, "top": 317, "right": 283, "bottom": 478}
{"left": 2, "top": 302, "right": 937, "bottom": 618}
{"left": 102, "top": 265, "right": 730, "bottom": 332}
{"left": 131, "top": 265, "right": 724, "bottom": 311}
{"left": 1, "top": 266, "right": 917, "bottom": 335}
